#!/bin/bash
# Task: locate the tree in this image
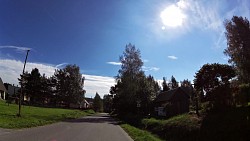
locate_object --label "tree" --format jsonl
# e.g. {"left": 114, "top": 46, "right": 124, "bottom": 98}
{"left": 180, "top": 79, "right": 192, "bottom": 87}
{"left": 40, "top": 74, "right": 54, "bottom": 105}
{"left": 103, "top": 94, "right": 113, "bottom": 113}
{"left": 54, "top": 64, "right": 84, "bottom": 107}
{"left": 224, "top": 16, "right": 250, "bottom": 83}
{"left": 18, "top": 68, "right": 42, "bottom": 105}
{"left": 170, "top": 75, "right": 179, "bottom": 89}
{"left": 162, "top": 77, "right": 170, "bottom": 91}
{"left": 115, "top": 43, "right": 144, "bottom": 114}
{"left": 93, "top": 92, "right": 103, "bottom": 112}
{"left": 137, "top": 75, "right": 160, "bottom": 115}
{"left": 194, "top": 63, "right": 236, "bottom": 110}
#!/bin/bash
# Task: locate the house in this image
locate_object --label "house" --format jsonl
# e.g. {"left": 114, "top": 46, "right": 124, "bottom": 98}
{"left": 84, "top": 97, "right": 94, "bottom": 109}
{"left": 4, "top": 83, "right": 20, "bottom": 97}
{"left": 0, "top": 77, "right": 7, "bottom": 100}
{"left": 154, "top": 87, "right": 190, "bottom": 117}
{"left": 69, "top": 97, "right": 93, "bottom": 109}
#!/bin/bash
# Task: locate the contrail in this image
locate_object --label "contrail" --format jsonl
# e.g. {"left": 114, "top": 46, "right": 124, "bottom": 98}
{"left": 0, "top": 45, "right": 31, "bottom": 51}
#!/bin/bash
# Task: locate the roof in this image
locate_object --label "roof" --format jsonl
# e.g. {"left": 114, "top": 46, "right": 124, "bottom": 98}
{"left": 0, "top": 77, "right": 7, "bottom": 92}
{"left": 155, "top": 87, "right": 189, "bottom": 102}
{"left": 85, "top": 97, "right": 94, "bottom": 103}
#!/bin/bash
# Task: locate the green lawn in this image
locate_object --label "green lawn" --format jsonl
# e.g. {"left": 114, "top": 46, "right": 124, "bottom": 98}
{"left": 0, "top": 100, "right": 94, "bottom": 129}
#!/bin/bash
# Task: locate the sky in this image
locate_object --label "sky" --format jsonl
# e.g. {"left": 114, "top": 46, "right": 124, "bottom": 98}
{"left": 0, "top": 0, "right": 249, "bottom": 98}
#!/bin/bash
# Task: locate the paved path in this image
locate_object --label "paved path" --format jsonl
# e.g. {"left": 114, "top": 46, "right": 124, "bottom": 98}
{"left": 0, "top": 113, "right": 133, "bottom": 141}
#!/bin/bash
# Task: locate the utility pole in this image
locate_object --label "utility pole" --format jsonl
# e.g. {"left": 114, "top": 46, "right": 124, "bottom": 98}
{"left": 17, "top": 50, "right": 30, "bottom": 117}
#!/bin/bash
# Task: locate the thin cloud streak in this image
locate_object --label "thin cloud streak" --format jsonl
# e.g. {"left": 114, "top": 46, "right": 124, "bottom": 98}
{"left": 0, "top": 45, "right": 31, "bottom": 51}
{"left": 107, "top": 61, "right": 122, "bottom": 65}
{"left": 55, "top": 63, "right": 68, "bottom": 68}
{"left": 168, "top": 56, "right": 178, "bottom": 60}
{"left": 142, "top": 66, "right": 160, "bottom": 72}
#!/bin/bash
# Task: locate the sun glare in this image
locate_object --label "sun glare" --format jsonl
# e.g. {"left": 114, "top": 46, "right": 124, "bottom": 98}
{"left": 160, "top": 5, "right": 186, "bottom": 28}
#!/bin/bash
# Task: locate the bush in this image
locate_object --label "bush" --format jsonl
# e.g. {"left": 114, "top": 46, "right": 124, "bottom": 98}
{"left": 142, "top": 114, "right": 201, "bottom": 141}
{"left": 239, "top": 83, "right": 250, "bottom": 105}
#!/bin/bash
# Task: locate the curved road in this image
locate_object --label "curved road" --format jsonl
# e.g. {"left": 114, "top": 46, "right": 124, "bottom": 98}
{"left": 0, "top": 113, "right": 133, "bottom": 141}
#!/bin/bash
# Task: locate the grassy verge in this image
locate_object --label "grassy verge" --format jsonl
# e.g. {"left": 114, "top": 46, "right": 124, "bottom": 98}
{"left": 120, "top": 124, "right": 163, "bottom": 141}
{"left": 117, "top": 105, "right": 249, "bottom": 141}
{"left": 0, "top": 100, "right": 95, "bottom": 129}
{"left": 142, "top": 114, "right": 201, "bottom": 141}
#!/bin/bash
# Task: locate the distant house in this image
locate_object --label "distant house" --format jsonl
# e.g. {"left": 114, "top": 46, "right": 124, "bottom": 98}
{"left": 154, "top": 87, "right": 190, "bottom": 117}
{"left": 69, "top": 97, "right": 94, "bottom": 109}
{"left": 84, "top": 97, "right": 94, "bottom": 109}
{"left": 4, "top": 83, "right": 20, "bottom": 98}
{"left": 0, "top": 77, "right": 7, "bottom": 100}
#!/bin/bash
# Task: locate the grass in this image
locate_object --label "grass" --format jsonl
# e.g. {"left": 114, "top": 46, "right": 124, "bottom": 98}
{"left": 142, "top": 106, "right": 249, "bottom": 141}
{"left": 118, "top": 105, "right": 249, "bottom": 141}
{"left": 120, "top": 123, "right": 163, "bottom": 141}
{"left": 0, "top": 100, "right": 95, "bottom": 129}
{"left": 142, "top": 114, "right": 201, "bottom": 140}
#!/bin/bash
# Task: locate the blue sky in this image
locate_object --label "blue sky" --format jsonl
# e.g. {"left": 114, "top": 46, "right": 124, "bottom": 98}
{"left": 0, "top": 0, "right": 249, "bottom": 98}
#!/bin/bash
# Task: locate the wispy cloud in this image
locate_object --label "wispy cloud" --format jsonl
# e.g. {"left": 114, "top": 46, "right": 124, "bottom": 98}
{"left": 107, "top": 61, "right": 122, "bottom": 66}
{"left": 83, "top": 74, "right": 115, "bottom": 98}
{"left": 0, "top": 45, "right": 31, "bottom": 52}
{"left": 55, "top": 63, "right": 68, "bottom": 68}
{"left": 168, "top": 55, "right": 178, "bottom": 60}
{"left": 0, "top": 59, "right": 115, "bottom": 98}
{"left": 142, "top": 66, "right": 160, "bottom": 72}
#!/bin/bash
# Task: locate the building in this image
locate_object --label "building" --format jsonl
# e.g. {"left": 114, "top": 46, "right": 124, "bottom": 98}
{"left": 4, "top": 83, "right": 20, "bottom": 97}
{"left": 154, "top": 87, "right": 190, "bottom": 117}
{"left": 0, "top": 77, "right": 7, "bottom": 100}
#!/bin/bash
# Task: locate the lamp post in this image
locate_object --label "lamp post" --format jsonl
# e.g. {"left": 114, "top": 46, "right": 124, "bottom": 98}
{"left": 17, "top": 49, "right": 30, "bottom": 117}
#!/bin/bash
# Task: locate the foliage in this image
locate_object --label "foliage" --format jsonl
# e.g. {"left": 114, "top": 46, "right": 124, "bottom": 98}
{"left": 224, "top": 16, "right": 250, "bottom": 83}
{"left": 162, "top": 77, "right": 170, "bottom": 92}
{"left": 114, "top": 43, "right": 144, "bottom": 114}
{"left": 103, "top": 94, "right": 113, "bottom": 112}
{"left": 194, "top": 63, "right": 236, "bottom": 110}
{"left": 238, "top": 83, "right": 250, "bottom": 106}
{"left": 54, "top": 64, "right": 85, "bottom": 107}
{"left": 136, "top": 75, "right": 161, "bottom": 115}
{"left": 180, "top": 79, "right": 192, "bottom": 87}
{"left": 113, "top": 43, "right": 160, "bottom": 115}
{"left": 18, "top": 68, "right": 52, "bottom": 105}
{"left": 120, "top": 124, "right": 163, "bottom": 141}
{"left": 0, "top": 100, "right": 94, "bottom": 129}
{"left": 93, "top": 92, "right": 103, "bottom": 112}
{"left": 170, "top": 75, "right": 179, "bottom": 89}
{"left": 18, "top": 64, "right": 85, "bottom": 108}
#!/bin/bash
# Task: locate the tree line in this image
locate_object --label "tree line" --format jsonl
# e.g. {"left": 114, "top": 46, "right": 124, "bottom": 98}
{"left": 19, "top": 64, "right": 85, "bottom": 107}
{"left": 104, "top": 16, "right": 250, "bottom": 116}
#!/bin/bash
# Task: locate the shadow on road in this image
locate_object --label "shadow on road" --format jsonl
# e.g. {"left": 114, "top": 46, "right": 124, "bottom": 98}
{"left": 64, "top": 113, "right": 120, "bottom": 125}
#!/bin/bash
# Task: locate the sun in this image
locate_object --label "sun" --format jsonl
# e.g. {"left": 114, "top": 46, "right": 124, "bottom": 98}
{"left": 160, "top": 5, "right": 186, "bottom": 28}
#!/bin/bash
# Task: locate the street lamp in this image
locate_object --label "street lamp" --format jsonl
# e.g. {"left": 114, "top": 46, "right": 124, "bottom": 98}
{"left": 17, "top": 49, "right": 30, "bottom": 117}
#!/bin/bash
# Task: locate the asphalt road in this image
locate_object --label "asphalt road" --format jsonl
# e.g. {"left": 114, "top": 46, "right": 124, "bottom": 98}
{"left": 0, "top": 113, "right": 133, "bottom": 141}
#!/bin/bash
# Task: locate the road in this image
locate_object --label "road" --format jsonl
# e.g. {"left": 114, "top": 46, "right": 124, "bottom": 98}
{"left": 0, "top": 113, "right": 133, "bottom": 141}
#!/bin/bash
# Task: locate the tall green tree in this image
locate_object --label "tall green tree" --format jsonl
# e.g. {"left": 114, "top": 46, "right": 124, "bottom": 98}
{"left": 93, "top": 92, "right": 103, "bottom": 112}
{"left": 115, "top": 43, "right": 144, "bottom": 114}
{"left": 224, "top": 16, "right": 250, "bottom": 83}
{"left": 54, "top": 64, "right": 84, "bottom": 107}
{"left": 194, "top": 63, "right": 236, "bottom": 110}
